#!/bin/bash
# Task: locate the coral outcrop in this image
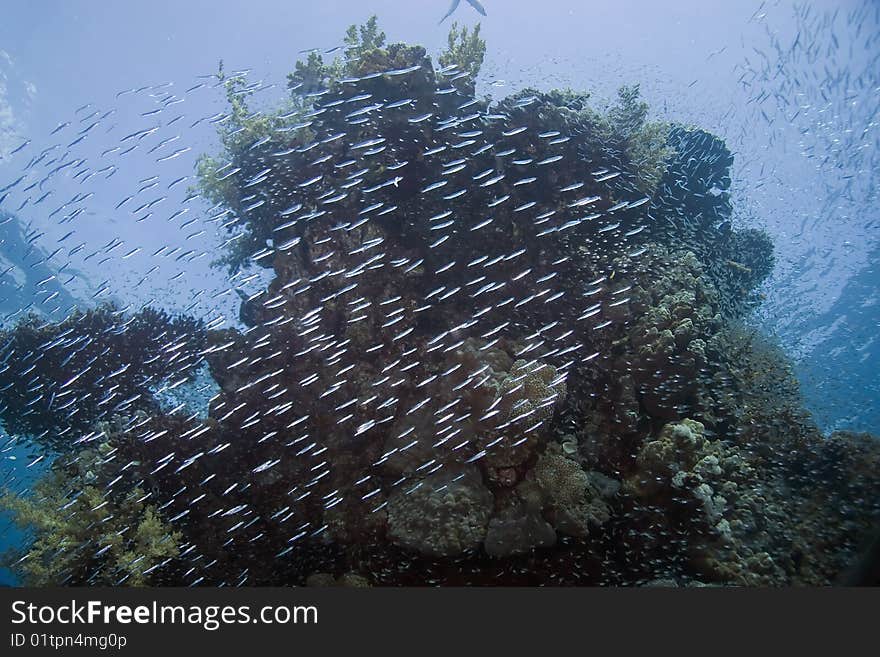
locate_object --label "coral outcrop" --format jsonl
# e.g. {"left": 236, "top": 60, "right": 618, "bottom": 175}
{"left": 0, "top": 17, "right": 877, "bottom": 587}
{"left": 386, "top": 466, "right": 492, "bottom": 557}
{"left": 529, "top": 445, "right": 612, "bottom": 538}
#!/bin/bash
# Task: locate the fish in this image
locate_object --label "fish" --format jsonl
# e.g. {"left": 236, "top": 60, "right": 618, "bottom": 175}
{"left": 439, "top": 0, "right": 487, "bottom": 24}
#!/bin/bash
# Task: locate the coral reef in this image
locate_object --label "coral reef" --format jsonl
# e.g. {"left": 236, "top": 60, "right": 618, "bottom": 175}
{"left": 437, "top": 22, "right": 486, "bottom": 96}
{"left": 606, "top": 85, "right": 672, "bottom": 196}
{"left": 0, "top": 441, "right": 180, "bottom": 586}
{"left": 483, "top": 501, "right": 556, "bottom": 558}
{"left": 0, "top": 305, "right": 206, "bottom": 449}
{"left": 306, "top": 572, "right": 371, "bottom": 587}
{"left": 529, "top": 445, "right": 612, "bottom": 538}
{"left": 624, "top": 416, "right": 880, "bottom": 585}
{"left": 386, "top": 466, "right": 492, "bottom": 557}
{"left": 0, "top": 17, "right": 877, "bottom": 587}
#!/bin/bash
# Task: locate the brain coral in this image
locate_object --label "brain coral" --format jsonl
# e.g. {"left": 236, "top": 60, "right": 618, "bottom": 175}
{"left": 386, "top": 465, "right": 493, "bottom": 557}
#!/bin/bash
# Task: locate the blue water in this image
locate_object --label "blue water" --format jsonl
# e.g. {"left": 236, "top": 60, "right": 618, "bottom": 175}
{"left": 793, "top": 244, "right": 879, "bottom": 433}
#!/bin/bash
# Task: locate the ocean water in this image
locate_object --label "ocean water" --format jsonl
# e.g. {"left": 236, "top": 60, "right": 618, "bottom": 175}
{"left": 0, "top": 0, "right": 877, "bottom": 586}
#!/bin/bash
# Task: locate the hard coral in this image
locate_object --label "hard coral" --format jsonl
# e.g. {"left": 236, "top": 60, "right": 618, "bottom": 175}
{"left": 529, "top": 445, "right": 612, "bottom": 539}
{"left": 386, "top": 466, "right": 493, "bottom": 557}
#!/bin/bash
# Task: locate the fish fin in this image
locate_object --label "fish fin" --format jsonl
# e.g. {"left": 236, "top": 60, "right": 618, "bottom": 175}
{"left": 439, "top": 0, "right": 461, "bottom": 24}
{"left": 466, "top": 0, "right": 488, "bottom": 16}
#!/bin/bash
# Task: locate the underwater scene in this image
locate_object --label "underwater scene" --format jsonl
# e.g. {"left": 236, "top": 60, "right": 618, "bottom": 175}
{"left": 0, "top": 0, "right": 878, "bottom": 587}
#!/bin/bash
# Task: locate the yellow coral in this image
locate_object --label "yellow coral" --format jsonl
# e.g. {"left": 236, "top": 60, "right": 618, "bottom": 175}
{"left": 437, "top": 22, "right": 486, "bottom": 94}
{"left": 1, "top": 445, "right": 180, "bottom": 586}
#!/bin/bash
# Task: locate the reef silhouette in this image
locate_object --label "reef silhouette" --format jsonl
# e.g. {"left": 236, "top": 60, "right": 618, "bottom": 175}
{"left": 1, "top": 18, "right": 878, "bottom": 586}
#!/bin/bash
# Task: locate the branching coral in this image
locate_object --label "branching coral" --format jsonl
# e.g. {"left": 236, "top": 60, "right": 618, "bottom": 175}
{"left": 1, "top": 442, "right": 180, "bottom": 586}
{"left": 344, "top": 15, "right": 387, "bottom": 63}
{"left": 0, "top": 304, "right": 207, "bottom": 449}
{"left": 606, "top": 85, "right": 672, "bottom": 195}
{"left": 438, "top": 22, "right": 486, "bottom": 95}
{"left": 288, "top": 51, "right": 333, "bottom": 96}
